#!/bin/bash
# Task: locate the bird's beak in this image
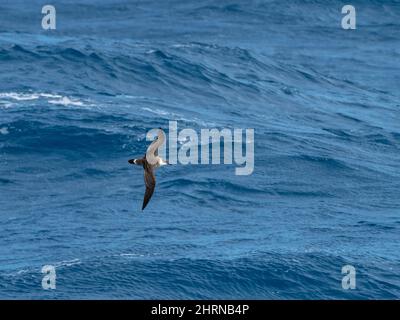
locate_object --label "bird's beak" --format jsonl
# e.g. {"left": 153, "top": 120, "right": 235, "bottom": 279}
{"left": 128, "top": 159, "right": 135, "bottom": 164}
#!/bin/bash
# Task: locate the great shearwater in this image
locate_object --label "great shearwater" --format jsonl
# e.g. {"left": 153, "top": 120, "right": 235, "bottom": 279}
{"left": 128, "top": 129, "right": 169, "bottom": 210}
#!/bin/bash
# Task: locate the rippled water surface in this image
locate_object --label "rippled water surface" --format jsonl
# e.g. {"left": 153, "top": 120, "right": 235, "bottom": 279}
{"left": 0, "top": 0, "right": 399, "bottom": 299}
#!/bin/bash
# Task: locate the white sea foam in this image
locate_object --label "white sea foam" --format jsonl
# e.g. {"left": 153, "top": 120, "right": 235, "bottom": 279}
{"left": 0, "top": 92, "right": 40, "bottom": 101}
{"left": 120, "top": 253, "right": 145, "bottom": 257}
{"left": 48, "top": 96, "right": 85, "bottom": 107}
{"left": 0, "top": 101, "right": 13, "bottom": 109}
{"left": 0, "top": 92, "right": 62, "bottom": 101}
{"left": 0, "top": 92, "right": 90, "bottom": 107}
{"left": 0, "top": 127, "right": 9, "bottom": 135}
{"left": 53, "top": 258, "right": 81, "bottom": 268}
{"left": 141, "top": 106, "right": 218, "bottom": 127}
{"left": 39, "top": 93, "right": 63, "bottom": 99}
{"left": 171, "top": 43, "right": 195, "bottom": 49}
{"left": 142, "top": 106, "right": 170, "bottom": 116}
{"left": 5, "top": 258, "right": 82, "bottom": 277}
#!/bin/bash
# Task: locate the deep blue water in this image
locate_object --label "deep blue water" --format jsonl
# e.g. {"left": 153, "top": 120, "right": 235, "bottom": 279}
{"left": 0, "top": 0, "right": 399, "bottom": 299}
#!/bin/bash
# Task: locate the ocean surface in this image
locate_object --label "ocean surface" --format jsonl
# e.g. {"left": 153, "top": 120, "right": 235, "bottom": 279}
{"left": 0, "top": 0, "right": 399, "bottom": 299}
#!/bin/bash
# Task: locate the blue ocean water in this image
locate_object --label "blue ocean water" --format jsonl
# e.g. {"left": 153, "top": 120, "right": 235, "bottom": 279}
{"left": 0, "top": 0, "right": 399, "bottom": 299}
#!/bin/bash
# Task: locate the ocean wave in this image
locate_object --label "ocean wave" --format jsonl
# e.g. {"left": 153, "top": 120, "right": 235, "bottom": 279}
{"left": 0, "top": 40, "right": 351, "bottom": 103}
{"left": 1, "top": 252, "right": 399, "bottom": 299}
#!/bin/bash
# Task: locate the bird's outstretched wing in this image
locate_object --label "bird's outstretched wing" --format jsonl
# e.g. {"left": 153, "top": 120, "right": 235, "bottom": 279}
{"left": 147, "top": 129, "right": 165, "bottom": 157}
{"left": 142, "top": 164, "right": 156, "bottom": 210}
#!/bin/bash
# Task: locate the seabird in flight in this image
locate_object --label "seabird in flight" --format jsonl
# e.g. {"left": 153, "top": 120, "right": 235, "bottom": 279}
{"left": 128, "top": 128, "right": 169, "bottom": 210}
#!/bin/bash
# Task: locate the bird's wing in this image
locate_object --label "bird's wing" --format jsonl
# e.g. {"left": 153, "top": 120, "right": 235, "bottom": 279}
{"left": 142, "top": 164, "right": 156, "bottom": 210}
{"left": 147, "top": 129, "right": 165, "bottom": 157}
